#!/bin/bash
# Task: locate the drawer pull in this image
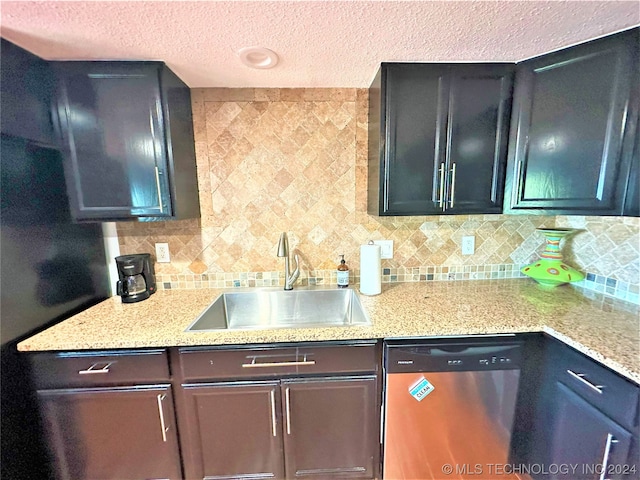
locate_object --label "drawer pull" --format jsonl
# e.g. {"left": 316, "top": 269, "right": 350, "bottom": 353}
{"left": 242, "top": 355, "right": 315, "bottom": 369}
{"left": 599, "top": 433, "right": 619, "bottom": 480}
{"left": 567, "top": 369, "right": 604, "bottom": 394}
{"left": 156, "top": 394, "right": 169, "bottom": 442}
{"left": 78, "top": 362, "right": 113, "bottom": 375}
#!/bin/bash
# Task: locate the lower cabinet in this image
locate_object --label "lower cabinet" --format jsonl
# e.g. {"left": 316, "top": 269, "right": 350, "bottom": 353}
{"left": 30, "top": 349, "right": 183, "bottom": 480}
{"left": 181, "top": 376, "right": 377, "bottom": 480}
{"left": 525, "top": 336, "right": 639, "bottom": 480}
{"left": 545, "top": 382, "right": 633, "bottom": 480}
{"left": 282, "top": 376, "right": 378, "bottom": 478}
{"left": 37, "top": 385, "right": 182, "bottom": 480}
{"left": 181, "top": 382, "right": 285, "bottom": 479}
{"left": 175, "top": 342, "right": 381, "bottom": 480}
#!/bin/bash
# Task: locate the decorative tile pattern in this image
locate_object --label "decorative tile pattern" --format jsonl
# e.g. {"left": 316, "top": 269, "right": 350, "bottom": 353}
{"left": 117, "top": 88, "right": 640, "bottom": 302}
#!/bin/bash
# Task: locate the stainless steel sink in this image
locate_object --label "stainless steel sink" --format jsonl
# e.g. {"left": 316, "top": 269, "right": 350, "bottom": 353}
{"left": 185, "top": 288, "right": 371, "bottom": 331}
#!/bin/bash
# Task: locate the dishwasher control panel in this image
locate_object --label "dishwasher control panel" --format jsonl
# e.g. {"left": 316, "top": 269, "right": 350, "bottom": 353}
{"left": 384, "top": 339, "right": 522, "bottom": 373}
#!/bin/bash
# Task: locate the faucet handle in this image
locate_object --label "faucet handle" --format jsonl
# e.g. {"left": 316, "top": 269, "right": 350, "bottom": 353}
{"left": 290, "top": 254, "right": 300, "bottom": 283}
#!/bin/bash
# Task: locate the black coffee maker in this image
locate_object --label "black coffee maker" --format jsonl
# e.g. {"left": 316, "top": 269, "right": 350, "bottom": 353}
{"left": 115, "top": 254, "right": 156, "bottom": 303}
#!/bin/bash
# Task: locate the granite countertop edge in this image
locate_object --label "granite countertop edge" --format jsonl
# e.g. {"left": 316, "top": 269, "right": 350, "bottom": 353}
{"left": 17, "top": 279, "right": 640, "bottom": 385}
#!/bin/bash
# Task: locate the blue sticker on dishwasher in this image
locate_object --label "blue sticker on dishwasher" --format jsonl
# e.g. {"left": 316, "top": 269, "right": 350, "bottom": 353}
{"left": 409, "top": 376, "right": 435, "bottom": 401}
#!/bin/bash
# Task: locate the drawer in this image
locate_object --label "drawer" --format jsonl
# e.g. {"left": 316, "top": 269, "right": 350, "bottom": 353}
{"left": 548, "top": 341, "right": 639, "bottom": 430}
{"left": 179, "top": 341, "right": 379, "bottom": 381}
{"left": 30, "top": 349, "right": 170, "bottom": 389}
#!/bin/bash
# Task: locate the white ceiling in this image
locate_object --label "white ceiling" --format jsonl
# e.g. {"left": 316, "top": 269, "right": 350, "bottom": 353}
{"left": 1, "top": 1, "right": 638, "bottom": 88}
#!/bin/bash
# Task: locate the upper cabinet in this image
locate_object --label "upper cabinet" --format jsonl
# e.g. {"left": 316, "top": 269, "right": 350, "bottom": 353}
{"left": 52, "top": 61, "right": 200, "bottom": 221}
{"left": 504, "top": 28, "right": 639, "bottom": 216}
{"left": 0, "top": 39, "right": 55, "bottom": 146}
{"left": 368, "top": 63, "right": 514, "bottom": 216}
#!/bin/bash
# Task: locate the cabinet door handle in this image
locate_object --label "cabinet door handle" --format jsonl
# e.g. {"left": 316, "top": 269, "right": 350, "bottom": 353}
{"left": 599, "top": 433, "right": 619, "bottom": 480}
{"left": 270, "top": 390, "right": 277, "bottom": 437}
{"left": 156, "top": 393, "right": 169, "bottom": 442}
{"left": 566, "top": 369, "right": 604, "bottom": 394}
{"left": 449, "top": 162, "right": 457, "bottom": 208}
{"left": 438, "top": 163, "right": 446, "bottom": 208}
{"left": 285, "top": 387, "right": 292, "bottom": 435}
{"left": 78, "top": 362, "right": 113, "bottom": 375}
{"left": 154, "top": 166, "right": 164, "bottom": 213}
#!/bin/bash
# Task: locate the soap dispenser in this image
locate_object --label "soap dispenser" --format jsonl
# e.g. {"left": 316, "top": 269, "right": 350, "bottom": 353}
{"left": 337, "top": 255, "right": 349, "bottom": 288}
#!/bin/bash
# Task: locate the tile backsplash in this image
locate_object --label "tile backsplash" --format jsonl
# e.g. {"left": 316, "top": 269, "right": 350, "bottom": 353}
{"left": 116, "top": 88, "right": 639, "bottom": 302}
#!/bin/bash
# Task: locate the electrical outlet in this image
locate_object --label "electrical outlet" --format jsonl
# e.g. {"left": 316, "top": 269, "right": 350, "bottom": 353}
{"left": 155, "top": 243, "right": 171, "bottom": 263}
{"left": 461, "top": 236, "right": 475, "bottom": 255}
{"left": 373, "top": 240, "right": 394, "bottom": 259}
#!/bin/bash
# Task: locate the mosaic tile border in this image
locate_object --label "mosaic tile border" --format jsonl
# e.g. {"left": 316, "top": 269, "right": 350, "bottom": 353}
{"left": 156, "top": 263, "right": 528, "bottom": 290}
{"left": 573, "top": 272, "right": 640, "bottom": 305}
{"left": 155, "top": 265, "right": 639, "bottom": 306}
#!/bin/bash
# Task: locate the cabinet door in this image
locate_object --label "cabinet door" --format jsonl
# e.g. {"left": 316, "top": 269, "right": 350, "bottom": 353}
{"left": 546, "top": 382, "right": 633, "bottom": 480}
{"left": 181, "top": 382, "right": 285, "bottom": 480}
{"left": 505, "top": 29, "right": 638, "bottom": 215}
{"left": 281, "top": 376, "right": 378, "bottom": 479}
{"left": 380, "top": 64, "right": 448, "bottom": 215}
{"left": 53, "top": 62, "right": 172, "bottom": 220}
{"left": 445, "top": 65, "right": 513, "bottom": 214}
{"left": 37, "top": 384, "right": 182, "bottom": 480}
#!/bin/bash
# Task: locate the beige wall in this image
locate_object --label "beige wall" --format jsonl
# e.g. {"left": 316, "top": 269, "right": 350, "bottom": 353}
{"left": 117, "top": 88, "right": 639, "bottom": 291}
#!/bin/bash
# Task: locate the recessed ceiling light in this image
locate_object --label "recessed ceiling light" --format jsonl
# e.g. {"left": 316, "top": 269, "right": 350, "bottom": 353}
{"left": 237, "top": 46, "right": 279, "bottom": 69}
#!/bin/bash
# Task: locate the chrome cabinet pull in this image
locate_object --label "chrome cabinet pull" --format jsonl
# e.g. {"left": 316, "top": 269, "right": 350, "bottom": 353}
{"left": 270, "top": 390, "right": 277, "bottom": 437}
{"left": 242, "top": 360, "right": 316, "bottom": 368}
{"left": 438, "top": 163, "right": 445, "bottom": 208}
{"left": 154, "top": 166, "right": 164, "bottom": 213}
{"left": 242, "top": 354, "right": 315, "bottom": 368}
{"left": 599, "top": 433, "right": 619, "bottom": 480}
{"left": 156, "top": 394, "right": 169, "bottom": 442}
{"left": 567, "top": 369, "right": 604, "bottom": 394}
{"left": 449, "top": 162, "right": 457, "bottom": 208}
{"left": 285, "top": 387, "right": 291, "bottom": 435}
{"left": 78, "top": 362, "right": 113, "bottom": 375}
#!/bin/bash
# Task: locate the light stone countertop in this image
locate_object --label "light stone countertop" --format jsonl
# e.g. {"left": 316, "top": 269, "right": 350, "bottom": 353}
{"left": 17, "top": 279, "right": 640, "bottom": 384}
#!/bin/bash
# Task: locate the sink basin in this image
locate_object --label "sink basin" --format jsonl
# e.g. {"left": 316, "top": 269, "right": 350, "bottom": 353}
{"left": 185, "top": 288, "right": 371, "bottom": 331}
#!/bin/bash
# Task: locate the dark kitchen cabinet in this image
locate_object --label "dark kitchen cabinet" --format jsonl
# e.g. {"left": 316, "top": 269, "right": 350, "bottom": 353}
{"left": 504, "top": 28, "right": 639, "bottom": 215}
{"left": 175, "top": 342, "right": 381, "bottom": 479}
{"left": 37, "top": 385, "right": 182, "bottom": 480}
{"left": 545, "top": 383, "right": 633, "bottom": 480}
{"left": 0, "top": 39, "right": 55, "bottom": 146}
{"left": 282, "top": 376, "right": 378, "bottom": 478}
{"left": 368, "top": 63, "right": 513, "bottom": 215}
{"left": 30, "top": 349, "right": 182, "bottom": 480}
{"left": 52, "top": 61, "right": 200, "bottom": 221}
{"left": 181, "top": 382, "right": 285, "bottom": 479}
{"left": 525, "top": 336, "right": 639, "bottom": 479}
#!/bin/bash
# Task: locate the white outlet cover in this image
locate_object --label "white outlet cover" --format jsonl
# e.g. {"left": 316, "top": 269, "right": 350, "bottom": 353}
{"left": 461, "top": 236, "right": 475, "bottom": 255}
{"left": 155, "top": 243, "right": 171, "bottom": 263}
{"left": 373, "top": 240, "right": 393, "bottom": 259}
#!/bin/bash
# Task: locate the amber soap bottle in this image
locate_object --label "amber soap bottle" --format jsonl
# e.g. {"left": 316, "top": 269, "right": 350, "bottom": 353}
{"left": 337, "top": 255, "right": 349, "bottom": 288}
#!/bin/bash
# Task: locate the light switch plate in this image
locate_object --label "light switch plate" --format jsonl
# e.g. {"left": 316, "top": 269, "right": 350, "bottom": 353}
{"left": 155, "top": 243, "right": 171, "bottom": 263}
{"left": 373, "top": 240, "right": 393, "bottom": 259}
{"left": 461, "top": 236, "right": 475, "bottom": 255}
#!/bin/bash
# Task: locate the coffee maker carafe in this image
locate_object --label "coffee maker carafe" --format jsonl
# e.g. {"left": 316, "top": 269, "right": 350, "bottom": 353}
{"left": 115, "top": 254, "right": 156, "bottom": 303}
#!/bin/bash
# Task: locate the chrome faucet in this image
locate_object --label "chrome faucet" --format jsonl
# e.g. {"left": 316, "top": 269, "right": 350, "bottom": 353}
{"left": 277, "top": 232, "right": 300, "bottom": 291}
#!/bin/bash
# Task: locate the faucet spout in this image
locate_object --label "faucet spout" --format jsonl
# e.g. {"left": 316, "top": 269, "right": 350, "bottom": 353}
{"left": 277, "top": 232, "right": 300, "bottom": 290}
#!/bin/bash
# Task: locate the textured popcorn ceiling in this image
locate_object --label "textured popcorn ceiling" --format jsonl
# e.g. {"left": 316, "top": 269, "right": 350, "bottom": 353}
{"left": 1, "top": 1, "right": 638, "bottom": 87}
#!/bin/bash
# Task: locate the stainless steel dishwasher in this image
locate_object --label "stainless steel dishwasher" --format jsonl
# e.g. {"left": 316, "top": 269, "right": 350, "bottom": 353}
{"left": 383, "top": 337, "right": 523, "bottom": 480}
